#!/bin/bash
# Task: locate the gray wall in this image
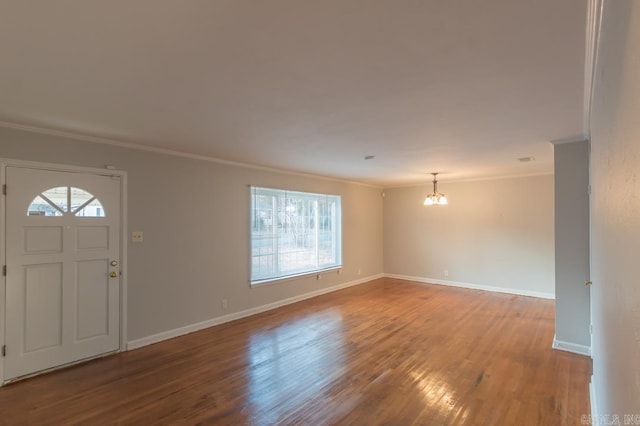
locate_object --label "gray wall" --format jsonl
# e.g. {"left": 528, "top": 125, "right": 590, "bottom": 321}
{"left": 383, "top": 175, "right": 555, "bottom": 297}
{"left": 0, "top": 127, "right": 384, "bottom": 342}
{"left": 553, "top": 140, "right": 590, "bottom": 347}
{"left": 590, "top": 0, "right": 640, "bottom": 416}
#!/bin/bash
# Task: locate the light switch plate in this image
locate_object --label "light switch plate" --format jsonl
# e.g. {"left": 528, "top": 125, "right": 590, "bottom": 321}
{"left": 131, "top": 231, "right": 143, "bottom": 243}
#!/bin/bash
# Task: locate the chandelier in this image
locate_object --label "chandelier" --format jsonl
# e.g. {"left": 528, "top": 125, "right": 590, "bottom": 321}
{"left": 424, "top": 173, "right": 448, "bottom": 205}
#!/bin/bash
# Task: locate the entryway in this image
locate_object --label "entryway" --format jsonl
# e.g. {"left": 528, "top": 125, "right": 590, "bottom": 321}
{"left": 2, "top": 162, "right": 125, "bottom": 383}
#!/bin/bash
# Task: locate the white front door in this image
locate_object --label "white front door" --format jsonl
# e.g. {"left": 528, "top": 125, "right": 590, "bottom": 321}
{"left": 4, "top": 166, "right": 121, "bottom": 381}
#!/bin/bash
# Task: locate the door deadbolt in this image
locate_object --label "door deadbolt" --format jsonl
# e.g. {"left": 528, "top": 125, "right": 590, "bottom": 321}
{"left": 110, "top": 260, "right": 118, "bottom": 267}
{"left": 585, "top": 280, "right": 592, "bottom": 286}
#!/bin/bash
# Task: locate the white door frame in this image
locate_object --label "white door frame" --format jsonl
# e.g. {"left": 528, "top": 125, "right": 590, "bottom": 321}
{"left": 0, "top": 158, "right": 128, "bottom": 385}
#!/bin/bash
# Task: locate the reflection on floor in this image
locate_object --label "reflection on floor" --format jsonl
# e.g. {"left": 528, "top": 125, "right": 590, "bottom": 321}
{"left": 247, "top": 309, "right": 346, "bottom": 424}
{"left": 0, "top": 278, "right": 591, "bottom": 424}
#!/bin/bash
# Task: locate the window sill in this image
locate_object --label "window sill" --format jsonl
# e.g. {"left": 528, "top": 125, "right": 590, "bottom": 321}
{"left": 250, "top": 266, "right": 343, "bottom": 287}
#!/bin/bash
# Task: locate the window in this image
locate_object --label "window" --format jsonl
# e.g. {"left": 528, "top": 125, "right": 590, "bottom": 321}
{"left": 250, "top": 186, "right": 342, "bottom": 284}
{"left": 27, "top": 187, "right": 105, "bottom": 217}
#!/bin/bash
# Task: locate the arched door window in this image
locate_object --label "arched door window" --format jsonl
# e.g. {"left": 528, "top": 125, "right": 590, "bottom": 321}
{"left": 27, "top": 187, "right": 105, "bottom": 217}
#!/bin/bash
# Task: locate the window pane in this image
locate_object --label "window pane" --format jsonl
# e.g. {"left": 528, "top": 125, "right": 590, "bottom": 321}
{"left": 70, "top": 187, "right": 93, "bottom": 213}
{"left": 27, "top": 195, "right": 63, "bottom": 216}
{"left": 42, "top": 187, "right": 68, "bottom": 212}
{"left": 75, "top": 198, "right": 105, "bottom": 217}
{"left": 250, "top": 187, "right": 342, "bottom": 284}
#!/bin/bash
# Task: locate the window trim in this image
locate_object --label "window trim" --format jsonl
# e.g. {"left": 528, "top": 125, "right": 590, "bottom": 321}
{"left": 249, "top": 186, "right": 343, "bottom": 286}
{"left": 250, "top": 266, "right": 342, "bottom": 287}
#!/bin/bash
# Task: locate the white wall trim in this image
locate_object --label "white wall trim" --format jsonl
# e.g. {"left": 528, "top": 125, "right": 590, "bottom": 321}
{"left": 583, "top": 0, "right": 604, "bottom": 138}
{"left": 127, "top": 273, "right": 383, "bottom": 350}
{"left": 119, "top": 173, "right": 128, "bottom": 351}
{"left": 589, "top": 376, "right": 598, "bottom": 424}
{"left": 551, "top": 334, "right": 592, "bottom": 356}
{"left": 383, "top": 171, "right": 554, "bottom": 189}
{"left": 0, "top": 164, "right": 6, "bottom": 385}
{"left": 0, "top": 121, "right": 381, "bottom": 189}
{"left": 384, "top": 274, "right": 555, "bottom": 300}
{"left": 550, "top": 137, "right": 589, "bottom": 146}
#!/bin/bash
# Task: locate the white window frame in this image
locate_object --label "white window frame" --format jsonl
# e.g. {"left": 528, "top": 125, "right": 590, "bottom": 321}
{"left": 250, "top": 186, "right": 342, "bottom": 285}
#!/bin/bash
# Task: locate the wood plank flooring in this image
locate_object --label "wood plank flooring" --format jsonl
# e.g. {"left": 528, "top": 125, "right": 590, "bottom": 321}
{"left": 0, "top": 278, "right": 591, "bottom": 425}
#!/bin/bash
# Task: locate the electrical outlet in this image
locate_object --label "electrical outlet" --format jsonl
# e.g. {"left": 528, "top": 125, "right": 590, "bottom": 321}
{"left": 222, "top": 299, "right": 228, "bottom": 309}
{"left": 131, "top": 231, "right": 143, "bottom": 243}
{"left": 357, "top": 269, "right": 361, "bottom": 276}
{"left": 444, "top": 270, "right": 449, "bottom": 277}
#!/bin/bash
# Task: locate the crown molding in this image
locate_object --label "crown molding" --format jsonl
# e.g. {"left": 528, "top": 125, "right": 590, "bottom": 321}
{"left": 549, "top": 136, "right": 588, "bottom": 146}
{"left": 383, "top": 171, "right": 554, "bottom": 190}
{"left": 583, "top": 0, "right": 604, "bottom": 139}
{"left": 0, "top": 120, "right": 382, "bottom": 189}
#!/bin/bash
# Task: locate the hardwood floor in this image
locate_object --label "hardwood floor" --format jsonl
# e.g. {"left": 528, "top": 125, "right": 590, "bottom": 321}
{"left": 0, "top": 278, "right": 591, "bottom": 425}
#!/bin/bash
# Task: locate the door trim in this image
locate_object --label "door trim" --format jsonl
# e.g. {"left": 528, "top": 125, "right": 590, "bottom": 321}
{"left": 0, "top": 158, "right": 128, "bottom": 386}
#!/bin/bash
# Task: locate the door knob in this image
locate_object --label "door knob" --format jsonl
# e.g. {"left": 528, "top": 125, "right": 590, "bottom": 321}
{"left": 110, "top": 271, "right": 118, "bottom": 278}
{"left": 585, "top": 280, "right": 592, "bottom": 286}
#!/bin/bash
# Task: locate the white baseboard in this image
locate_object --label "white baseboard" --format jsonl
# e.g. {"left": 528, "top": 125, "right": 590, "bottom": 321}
{"left": 384, "top": 273, "right": 555, "bottom": 300}
{"left": 551, "top": 334, "right": 592, "bottom": 356}
{"left": 127, "top": 273, "right": 383, "bottom": 350}
{"left": 589, "top": 376, "right": 598, "bottom": 423}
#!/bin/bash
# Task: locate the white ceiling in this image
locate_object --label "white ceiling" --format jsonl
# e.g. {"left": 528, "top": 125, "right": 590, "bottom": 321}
{"left": 0, "top": 1, "right": 587, "bottom": 186}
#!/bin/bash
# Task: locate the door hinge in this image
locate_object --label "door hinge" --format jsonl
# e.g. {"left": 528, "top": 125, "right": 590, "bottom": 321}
{"left": 2, "top": 265, "right": 5, "bottom": 276}
{"left": 2, "top": 184, "right": 6, "bottom": 195}
{"left": 1, "top": 345, "right": 5, "bottom": 357}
